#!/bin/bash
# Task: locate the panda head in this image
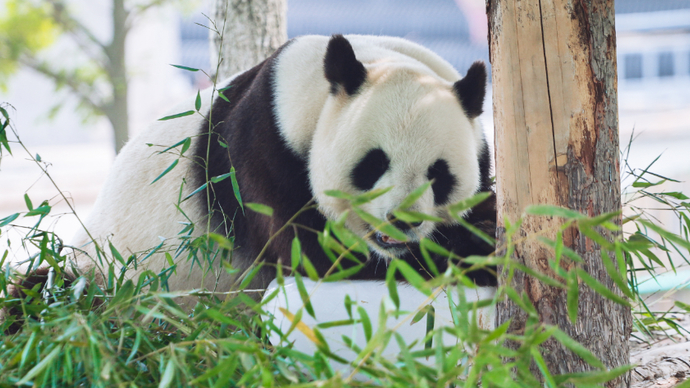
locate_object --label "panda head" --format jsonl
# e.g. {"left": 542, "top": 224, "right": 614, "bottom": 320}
{"left": 309, "top": 35, "right": 487, "bottom": 260}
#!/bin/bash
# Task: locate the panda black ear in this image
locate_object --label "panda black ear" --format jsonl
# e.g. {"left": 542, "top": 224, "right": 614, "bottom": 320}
{"left": 453, "top": 61, "right": 487, "bottom": 119}
{"left": 324, "top": 34, "right": 367, "bottom": 95}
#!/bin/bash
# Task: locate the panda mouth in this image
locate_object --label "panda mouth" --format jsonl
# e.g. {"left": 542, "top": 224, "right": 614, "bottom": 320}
{"left": 374, "top": 232, "right": 407, "bottom": 248}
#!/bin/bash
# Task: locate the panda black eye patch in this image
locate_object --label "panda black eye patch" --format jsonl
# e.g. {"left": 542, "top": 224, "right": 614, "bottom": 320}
{"left": 427, "top": 159, "right": 456, "bottom": 205}
{"left": 351, "top": 148, "right": 390, "bottom": 191}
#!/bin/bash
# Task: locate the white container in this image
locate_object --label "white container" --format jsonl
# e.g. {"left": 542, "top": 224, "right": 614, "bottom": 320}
{"left": 261, "top": 277, "right": 496, "bottom": 372}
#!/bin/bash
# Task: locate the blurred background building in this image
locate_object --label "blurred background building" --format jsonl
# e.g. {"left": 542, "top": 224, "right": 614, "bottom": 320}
{"left": 1, "top": 0, "right": 690, "bottom": 302}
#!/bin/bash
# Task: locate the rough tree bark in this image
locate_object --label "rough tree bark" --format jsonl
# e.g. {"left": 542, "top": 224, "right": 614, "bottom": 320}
{"left": 488, "top": 0, "right": 631, "bottom": 386}
{"left": 210, "top": 0, "right": 287, "bottom": 80}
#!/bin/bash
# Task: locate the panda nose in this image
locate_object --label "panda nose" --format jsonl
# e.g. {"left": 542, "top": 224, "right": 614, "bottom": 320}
{"left": 386, "top": 214, "right": 422, "bottom": 231}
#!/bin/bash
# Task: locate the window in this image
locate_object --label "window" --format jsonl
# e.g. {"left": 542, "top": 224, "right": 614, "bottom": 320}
{"left": 624, "top": 54, "right": 643, "bottom": 79}
{"left": 658, "top": 52, "right": 674, "bottom": 77}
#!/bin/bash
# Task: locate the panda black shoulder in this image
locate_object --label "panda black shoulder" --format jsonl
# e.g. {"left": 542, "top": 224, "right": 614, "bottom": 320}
{"left": 190, "top": 40, "right": 325, "bottom": 274}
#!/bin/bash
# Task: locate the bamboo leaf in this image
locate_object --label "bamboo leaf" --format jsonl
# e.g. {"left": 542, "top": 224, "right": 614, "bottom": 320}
{"left": 109, "top": 242, "right": 125, "bottom": 265}
{"left": 538, "top": 236, "right": 585, "bottom": 266}
{"left": 246, "top": 202, "right": 273, "bottom": 217}
{"left": 0, "top": 213, "right": 19, "bottom": 227}
{"left": 357, "top": 306, "right": 372, "bottom": 341}
{"left": 279, "top": 307, "right": 323, "bottom": 346}
{"left": 239, "top": 263, "right": 263, "bottom": 290}
{"left": 526, "top": 204, "right": 585, "bottom": 219}
{"left": 397, "top": 181, "right": 432, "bottom": 209}
{"left": 0, "top": 114, "right": 10, "bottom": 153}
{"left": 418, "top": 239, "right": 441, "bottom": 276}
{"left": 210, "top": 172, "right": 232, "bottom": 183}
{"left": 353, "top": 207, "right": 407, "bottom": 241}
{"left": 323, "top": 189, "right": 354, "bottom": 201}
{"left": 396, "top": 260, "right": 431, "bottom": 295}
{"left": 159, "top": 358, "right": 176, "bottom": 388}
{"left": 183, "top": 182, "right": 207, "bottom": 201}
{"left": 484, "top": 320, "right": 510, "bottom": 343}
{"left": 180, "top": 137, "right": 191, "bottom": 155}
{"left": 230, "top": 167, "right": 243, "bottom": 212}
{"left": 16, "top": 345, "right": 62, "bottom": 385}
{"left": 351, "top": 186, "right": 393, "bottom": 206}
{"left": 218, "top": 90, "right": 230, "bottom": 103}
{"left": 151, "top": 159, "right": 178, "bottom": 184}
{"left": 24, "top": 193, "right": 33, "bottom": 211}
{"left": 425, "top": 305, "right": 435, "bottom": 351}
{"left": 579, "top": 225, "right": 615, "bottom": 250}
{"left": 639, "top": 220, "right": 690, "bottom": 251}
{"left": 600, "top": 250, "right": 634, "bottom": 299}
{"left": 455, "top": 215, "right": 496, "bottom": 246}
{"left": 157, "top": 137, "right": 188, "bottom": 155}
{"left": 110, "top": 279, "right": 134, "bottom": 306}
{"left": 170, "top": 64, "right": 199, "bottom": 72}
{"left": 158, "top": 110, "right": 195, "bottom": 121}
{"left": 294, "top": 273, "right": 315, "bottom": 319}
{"left": 386, "top": 261, "right": 400, "bottom": 309}
{"left": 315, "top": 319, "right": 357, "bottom": 329}
{"left": 25, "top": 204, "right": 51, "bottom": 217}
{"left": 301, "top": 254, "right": 319, "bottom": 281}
{"left": 576, "top": 268, "right": 630, "bottom": 306}
{"left": 531, "top": 347, "right": 558, "bottom": 388}
{"left": 557, "top": 365, "right": 633, "bottom": 385}
{"left": 567, "top": 270, "right": 579, "bottom": 324}
{"left": 328, "top": 219, "right": 368, "bottom": 255}
{"left": 411, "top": 304, "right": 432, "bottom": 325}
{"left": 291, "top": 237, "right": 301, "bottom": 271}
{"left": 632, "top": 179, "right": 666, "bottom": 188}
{"left": 448, "top": 191, "right": 492, "bottom": 214}
{"left": 322, "top": 264, "right": 364, "bottom": 281}
{"left": 513, "top": 262, "right": 565, "bottom": 289}
{"left": 203, "top": 308, "right": 241, "bottom": 326}
{"left": 393, "top": 209, "right": 444, "bottom": 223}
{"left": 551, "top": 327, "right": 605, "bottom": 369}
{"left": 125, "top": 330, "right": 142, "bottom": 365}
{"left": 661, "top": 191, "right": 690, "bottom": 200}
{"left": 194, "top": 90, "right": 201, "bottom": 111}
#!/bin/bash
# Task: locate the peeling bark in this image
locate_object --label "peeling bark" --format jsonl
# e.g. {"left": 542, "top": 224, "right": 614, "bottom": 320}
{"left": 488, "top": 0, "right": 631, "bottom": 386}
{"left": 632, "top": 357, "right": 690, "bottom": 388}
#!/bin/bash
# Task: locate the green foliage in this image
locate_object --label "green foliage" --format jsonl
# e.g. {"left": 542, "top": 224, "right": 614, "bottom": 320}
{"left": 0, "top": 113, "right": 657, "bottom": 386}
{"left": 618, "top": 133, "right": 690, "bottom": 340}
{"left": 0, "top": 0, "right": 59, "bottom": 87}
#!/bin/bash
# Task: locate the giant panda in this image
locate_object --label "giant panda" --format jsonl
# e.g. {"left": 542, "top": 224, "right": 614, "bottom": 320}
{"left": 13, "top": 35, "right": 495, "bottom": 312}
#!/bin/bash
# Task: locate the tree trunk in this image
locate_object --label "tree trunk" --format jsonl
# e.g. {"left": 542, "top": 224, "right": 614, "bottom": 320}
{"left": 105, "top": 0, "right": 129, "bottom": 154}
{"left": 210, "top": 0, "right": 287, "bottom": 80}
{"left": 488, "top": 0, "right": 631, "bottom": 386}
{"left": 106, "top": 89, "right": 129, "bottom": 155}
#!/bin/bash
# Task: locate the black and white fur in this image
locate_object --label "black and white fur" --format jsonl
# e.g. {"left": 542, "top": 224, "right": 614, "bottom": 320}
{"left": 66, "top": 34, "right": 495, "bottom": 294}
